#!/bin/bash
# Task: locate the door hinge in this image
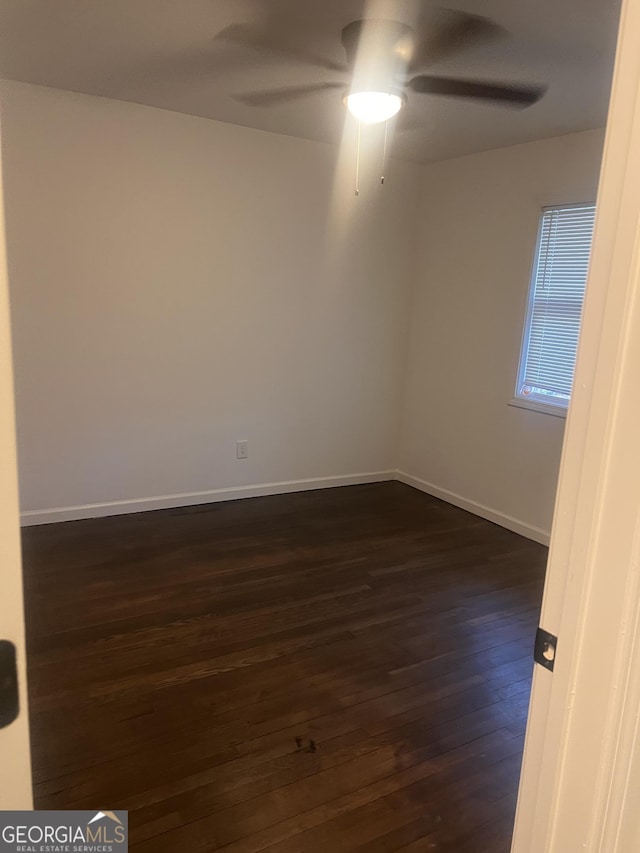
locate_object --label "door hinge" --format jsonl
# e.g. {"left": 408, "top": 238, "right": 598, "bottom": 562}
{"left": 0, "top": 640, "right": 19, "bottom": 728}
{"left": 534, "top": 627, "right": 558, "bottom": 672}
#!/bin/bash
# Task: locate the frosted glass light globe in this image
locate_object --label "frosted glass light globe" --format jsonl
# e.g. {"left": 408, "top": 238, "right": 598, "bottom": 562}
{"left": 346, "top": 91, "right": 403, "bottom": 123}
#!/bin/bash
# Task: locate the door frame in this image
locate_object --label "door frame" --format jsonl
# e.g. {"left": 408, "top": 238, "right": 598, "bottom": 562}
{"left": 0, "top": 111, "right": 32, "bottom": 808}
{"left": 512, "top": 0, "right": 640, "bottom": 847}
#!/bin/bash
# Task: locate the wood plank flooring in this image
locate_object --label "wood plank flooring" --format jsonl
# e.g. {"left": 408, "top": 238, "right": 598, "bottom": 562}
{"left": 22, "top": 482, "right": 547, "bottom": 851}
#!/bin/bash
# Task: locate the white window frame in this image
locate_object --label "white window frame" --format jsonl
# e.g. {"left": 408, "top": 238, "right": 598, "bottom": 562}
{"left": 510, "top": 201, "right": 596, "bottom": 418}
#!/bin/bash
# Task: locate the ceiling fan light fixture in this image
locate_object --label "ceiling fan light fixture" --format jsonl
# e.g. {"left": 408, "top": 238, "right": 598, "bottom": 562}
{"left": 345, "top": 90, "right": 404, "bottom": 123}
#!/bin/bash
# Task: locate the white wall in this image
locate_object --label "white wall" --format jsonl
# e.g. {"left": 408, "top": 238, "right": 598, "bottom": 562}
{"left": 1, "top": 81, "right": 420, "bottom": 521}
{"left": 0, "top": 82, "right": 606, "bottom": 536}
{"left": 399, "top": 129, "right": 605, "bottom": 542}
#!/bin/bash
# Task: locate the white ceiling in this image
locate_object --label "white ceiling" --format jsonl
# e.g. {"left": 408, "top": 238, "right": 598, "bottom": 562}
{"left": 0, "top": 0, "right": 621, "bottom": 163}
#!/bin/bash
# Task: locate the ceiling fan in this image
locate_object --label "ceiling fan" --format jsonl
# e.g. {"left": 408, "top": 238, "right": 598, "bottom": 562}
{"left": 217, "top": 9, "right": 546, "bottom": 125}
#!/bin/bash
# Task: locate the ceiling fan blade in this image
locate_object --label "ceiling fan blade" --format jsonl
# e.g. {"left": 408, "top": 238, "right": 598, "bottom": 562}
{"left": 408, "top": 75, "right": 546, "bottom": 107}
{"left": 233, "top": 82, "right": 344, "bottom": 107}
{"left": 215, "top": 23, "right": 347, "bottom": 73}
{"left": 411, "top": 9, "right": 506, "bottom": 70}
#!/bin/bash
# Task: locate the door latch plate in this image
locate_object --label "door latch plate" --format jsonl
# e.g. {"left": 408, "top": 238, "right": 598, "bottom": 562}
{"left": 534, "top": 627, "right": 558, "bottom": 672}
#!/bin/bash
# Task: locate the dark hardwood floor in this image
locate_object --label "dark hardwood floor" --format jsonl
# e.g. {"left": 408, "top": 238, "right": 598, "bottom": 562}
{"left": 22, "top": 482, "right": 547, "bottom": 852}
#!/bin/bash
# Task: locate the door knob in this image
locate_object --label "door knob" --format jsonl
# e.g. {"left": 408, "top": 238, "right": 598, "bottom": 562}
{"left": 0, "top": 640, "right": 19, "bottom": 728}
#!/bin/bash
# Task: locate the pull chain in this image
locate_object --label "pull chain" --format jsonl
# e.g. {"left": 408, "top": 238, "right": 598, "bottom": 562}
{"left": 354, "top": 120, "right": 362, "bottom": 196}
{"left": 380, "top": 119, "right": 389, "bottom": 185}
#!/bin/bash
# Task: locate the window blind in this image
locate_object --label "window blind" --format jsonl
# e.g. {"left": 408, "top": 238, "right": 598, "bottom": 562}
{"left": 517, "top": 203, "right": 596, "bottom": 408}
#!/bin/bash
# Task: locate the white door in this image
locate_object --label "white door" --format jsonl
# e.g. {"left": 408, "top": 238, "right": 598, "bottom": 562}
{"left": 512, "top": 0, "right": 640, "bottom": 848}
{"left": 0, "top": 124, "right": 32, "bottom": 808}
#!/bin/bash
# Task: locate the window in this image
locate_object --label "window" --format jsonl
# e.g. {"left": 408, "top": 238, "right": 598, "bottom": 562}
{"left": 513, "top": 202, "right": 596, "bottom": 416}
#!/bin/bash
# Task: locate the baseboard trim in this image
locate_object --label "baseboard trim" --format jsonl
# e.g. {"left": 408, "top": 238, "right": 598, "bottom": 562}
{"left": 20, "top": 471, "right": 395, "bottom": 526}
{"left": 395, "top": 470, "right": 551, "bottom": 546}
{"left": 20, "top": 469, "right": 551, "bottom": 543}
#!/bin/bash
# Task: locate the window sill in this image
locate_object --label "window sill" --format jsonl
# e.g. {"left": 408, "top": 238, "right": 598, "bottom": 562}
{"left": 508, "top": 397, "right": 568, "bottom": 419}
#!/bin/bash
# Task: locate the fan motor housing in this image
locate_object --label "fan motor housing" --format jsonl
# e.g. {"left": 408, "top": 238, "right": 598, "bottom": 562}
{"left": 341, "top": 19, "right": 415, "bottom": 90}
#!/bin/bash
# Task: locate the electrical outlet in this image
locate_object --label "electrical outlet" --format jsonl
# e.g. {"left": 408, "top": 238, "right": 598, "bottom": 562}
{"left": 236, "top": 440, "right": 248, "bottom": 460}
